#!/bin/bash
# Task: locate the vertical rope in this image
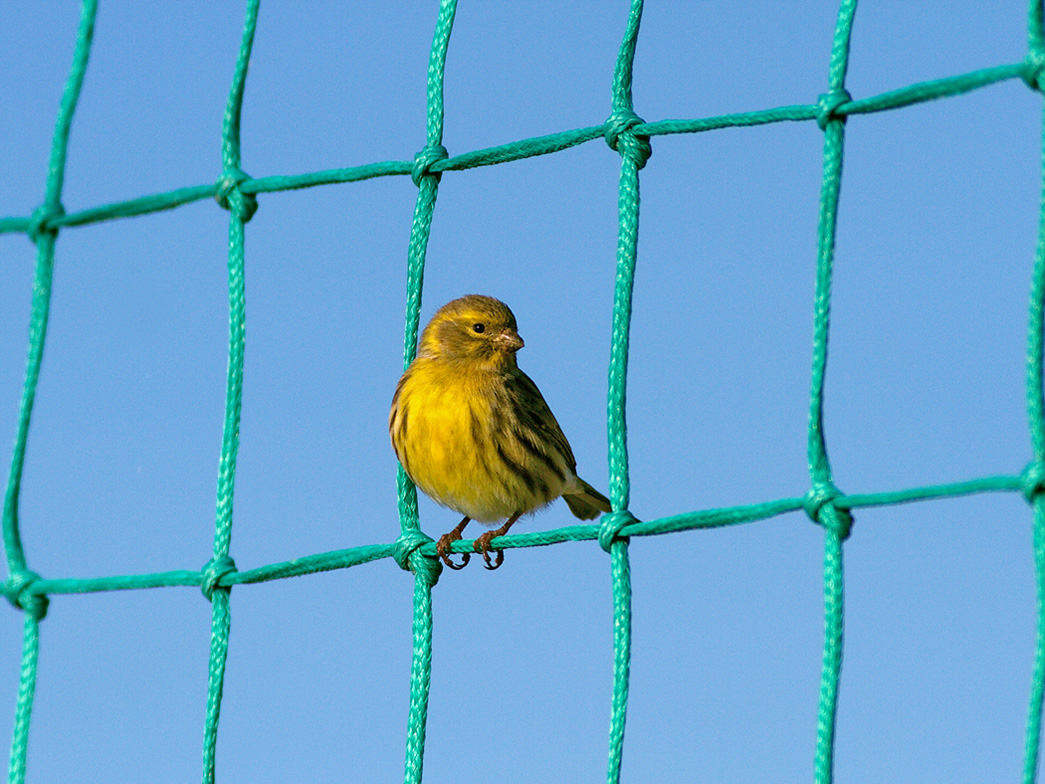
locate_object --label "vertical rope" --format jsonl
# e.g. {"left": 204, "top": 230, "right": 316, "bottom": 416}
{"left": 808, "top": 3, "right": 858, "bottom": 783}
{"left": 399, "top": 3, "right": 458, "bottom": 783}
{"left": 213, "top": 0, "right": 259, "bottom": 561}
{"left": 3, "top": 2, "right": 96, "bottom": 781}
{"left": 605, "top": 2, "right": 643, "bottom": 505}
{"left": 200, "top": 1, "right": 259, "bottom": 781}
{"left": 403, "top": 572, "right": 436, "bottom": 784}
{"left": 3, "top": 0, "right": 96, "bottom": 574}
{"left": 7, "top": 616, "right": 40, "bottom": 784}
{"left": 604, "top": 537, "right": 632, "bottom": 784}
{"left": 5, "top": 4, "right": 1044, "bottom": 782}
{"left": 2, "top": 226, "right": 56, "bottom": 580}
{"left": 396, "top": 172, "right": 441, "bottom": 534}
{"left": 397, "top": 0, "right": 458, "bottom": 532}
{"left": 602, "top": 1, "right": 648, "bottom": 781}
{"left": 1024, "top": 3, "right": 1045, "bottom": 780}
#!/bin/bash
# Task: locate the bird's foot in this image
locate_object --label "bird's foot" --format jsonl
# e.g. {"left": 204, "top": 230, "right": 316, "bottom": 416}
{"left": 437, "top": 530, "right": 470, "bottom": 570}
{"left": 473, "top": 531, "right": 505, "bottom": 570}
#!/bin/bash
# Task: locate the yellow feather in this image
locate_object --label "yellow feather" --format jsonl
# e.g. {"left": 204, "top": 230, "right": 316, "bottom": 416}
{"left": 390, "top": 295, "right": 611, "bottom": 566}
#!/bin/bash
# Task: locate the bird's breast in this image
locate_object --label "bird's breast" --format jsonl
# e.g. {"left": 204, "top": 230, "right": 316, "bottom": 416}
{"left": 392, "top": 362, "right": 518, "bottom": 521}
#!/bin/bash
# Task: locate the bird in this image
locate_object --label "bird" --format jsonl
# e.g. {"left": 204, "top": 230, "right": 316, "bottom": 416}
{"left": 389, "top": 295, "right": 612, "bottom": 570}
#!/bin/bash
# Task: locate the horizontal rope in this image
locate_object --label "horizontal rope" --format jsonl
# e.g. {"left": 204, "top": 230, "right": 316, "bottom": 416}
{"left": 5, "top": 0, "right": 1041, "bottom": 780}
{"left": 0, "top": 473, "right": 1023, "bottom": 604}
{"left": 0, "top": 57, "right": 1030, "bottom": 239}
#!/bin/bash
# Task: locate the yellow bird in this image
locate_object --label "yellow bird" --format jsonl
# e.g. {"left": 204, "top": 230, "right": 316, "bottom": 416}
{"left": 390, "top": 295, "right": 611, "bottom": 570}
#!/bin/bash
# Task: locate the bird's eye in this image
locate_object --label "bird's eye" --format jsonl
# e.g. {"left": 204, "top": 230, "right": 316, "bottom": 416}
{"left": 472, "top": 323, "right": 485, "bottom": 333}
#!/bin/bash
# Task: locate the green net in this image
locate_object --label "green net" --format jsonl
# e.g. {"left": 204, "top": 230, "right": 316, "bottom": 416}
{"left": 3, "top": 0, "right": 1045, "bottom": 782}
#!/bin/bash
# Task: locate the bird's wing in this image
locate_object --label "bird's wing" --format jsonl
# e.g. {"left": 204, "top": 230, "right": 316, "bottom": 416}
{"left": 506, "top": 370, "right": 578, "bottom": 472}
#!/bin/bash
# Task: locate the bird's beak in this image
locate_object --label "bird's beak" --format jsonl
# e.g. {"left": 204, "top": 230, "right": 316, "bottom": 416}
{"left": 495, "top": 330, "right": 524, "bottom": 352}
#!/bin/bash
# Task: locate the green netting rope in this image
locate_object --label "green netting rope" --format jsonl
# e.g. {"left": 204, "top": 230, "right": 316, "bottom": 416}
{"left": 807, "top": 2, "right": 858, "bottom": 782}
{"left": 5, "top": 0, "right": 1045, "bottom": 782}
{"left": 392, "top": 2, "right": 459, "bottom": 782}
{"left": 1026, "top": 6, "right": 1045, "bottom": 783}
{"left": 602, "top": 0, "right": 648, "bottom": 779}
{"left": 198, "top": 0, "right": 261, "bottom": 781}
{"left": 2, "top": 1, "right": 96, "bottom": 781}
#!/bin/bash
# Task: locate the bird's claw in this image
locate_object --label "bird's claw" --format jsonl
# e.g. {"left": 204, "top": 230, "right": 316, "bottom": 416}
{"left": 437, "top": 532, "right": 470, "bottom": 570}
{"left": 473, "top": 532, "right": 505, "bottom": 570}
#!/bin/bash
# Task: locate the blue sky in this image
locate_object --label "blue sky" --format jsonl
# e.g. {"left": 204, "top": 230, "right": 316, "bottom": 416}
{"left": 0, "top": 2, "right": 1041, "bottom": 782}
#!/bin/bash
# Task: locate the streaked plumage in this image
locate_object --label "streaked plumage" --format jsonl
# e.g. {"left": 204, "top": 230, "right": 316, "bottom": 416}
{"left": 389, "top": 295, "right": 611, "bottom": 569}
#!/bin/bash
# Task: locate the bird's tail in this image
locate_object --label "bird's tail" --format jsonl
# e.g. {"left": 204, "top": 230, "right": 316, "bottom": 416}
{"left": 563, "top": 478, "right": 613, "bottom": 520}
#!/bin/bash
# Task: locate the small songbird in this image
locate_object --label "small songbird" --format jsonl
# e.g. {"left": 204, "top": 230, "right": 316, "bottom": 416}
{"left": 389, "top": 295, "right": 612, "bottom": 570}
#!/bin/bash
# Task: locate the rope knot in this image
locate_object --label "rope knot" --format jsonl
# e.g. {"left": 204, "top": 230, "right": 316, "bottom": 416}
{"left": 598, "top": 510, "right": 637, "bottom": 553}
{"left": 1025, "top": 52, "right": 1045, "bottom": 92}
{"left": 1022, "top": 461, "right": 1045, "bottom": 503}
{"left": 815, "top": 89, "right": 852, "bottom": 131}
{"left": 214, "top": 169, "right": 258, "bottom": 223}
{"left": 803, "top": 483, "right": 853, "bottom": 540}
{"left": 604, "top": 109, "right": 652, "bottom": 170}
{"left": 394, "top": 529, "right": 442, "bottom": 586}
{"left": 411, "top": 144, "right": 449, "bottom": 187}
{"left": 27, "top": 201, "right": 65, "bottom": 244}
{"left": 5, "top": 570, "right": 48, "bottom": 621}
{"left": 200, "top": 555, "right": 237, "bottom": 601}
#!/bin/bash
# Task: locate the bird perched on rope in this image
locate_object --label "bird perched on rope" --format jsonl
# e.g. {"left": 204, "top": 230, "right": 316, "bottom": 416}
{"left": 390, "top": 295, "right": 612, "bottom": 570}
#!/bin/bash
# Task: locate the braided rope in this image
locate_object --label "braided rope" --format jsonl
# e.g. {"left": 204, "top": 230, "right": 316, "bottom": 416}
{"left": 3, "top": 1, "right": 1045, "bottom": 782}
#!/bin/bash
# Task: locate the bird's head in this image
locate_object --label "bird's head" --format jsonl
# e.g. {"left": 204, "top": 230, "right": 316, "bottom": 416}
{"left": 418, "top": 295, "right": 524, "bottom": 366}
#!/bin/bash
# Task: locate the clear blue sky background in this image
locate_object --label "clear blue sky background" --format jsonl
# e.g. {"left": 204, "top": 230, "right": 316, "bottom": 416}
{"left": 0, "top": 2, "right": 1040, "bottom": 782}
